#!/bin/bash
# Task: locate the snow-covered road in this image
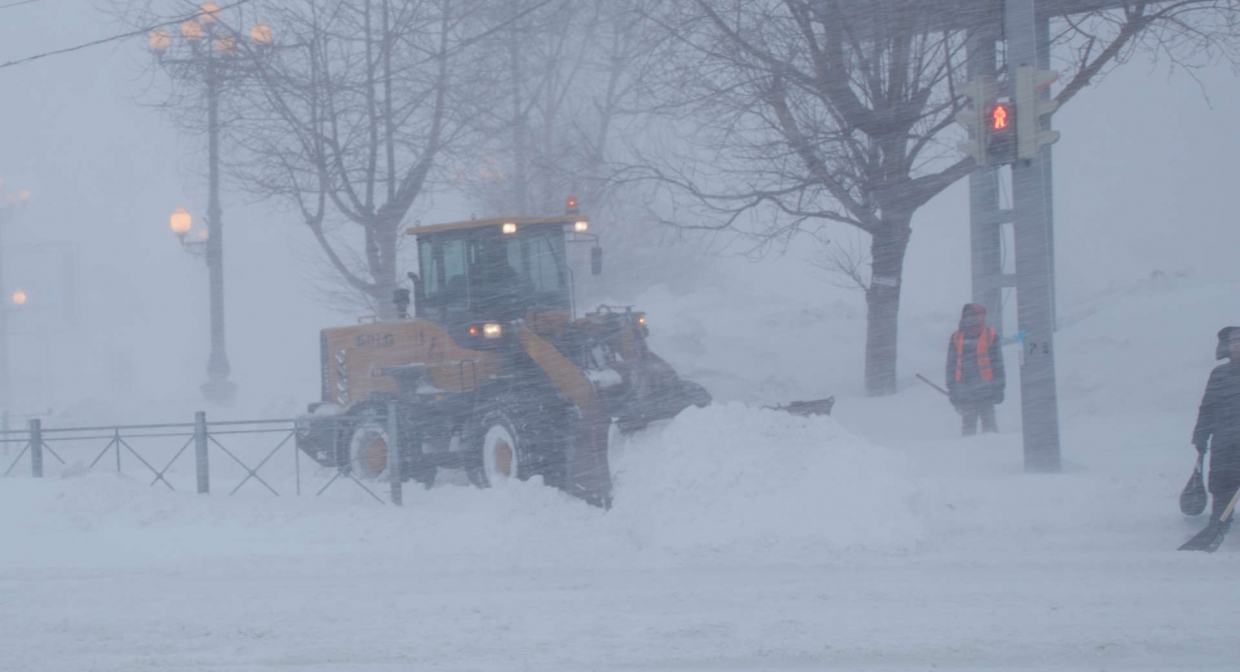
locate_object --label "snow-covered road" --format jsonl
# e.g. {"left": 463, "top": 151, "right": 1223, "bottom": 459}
{"left": 7, "top": 552, "right": 1229, "bottom": 670}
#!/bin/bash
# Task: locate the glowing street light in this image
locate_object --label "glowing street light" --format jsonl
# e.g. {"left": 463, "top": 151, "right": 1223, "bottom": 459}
{"left": 199, "top": 1, "right": 221, "bottom": 23}
{"left": 251, "top": 23, "right": 273, "bottom": 46}
{"left": 148, "top": 3, "right": 276, "bottom": 404}
{"left": 181, "top": 17, "right": 204, "bottom": 42}
{"left": 149, "top": 28, "right": 171, "bottom": 54}
{"left": 170, "top": 206, "right": 193, "bottom": 240}
{"left": 0, "top": 182, "right": 31, "bottom": 410}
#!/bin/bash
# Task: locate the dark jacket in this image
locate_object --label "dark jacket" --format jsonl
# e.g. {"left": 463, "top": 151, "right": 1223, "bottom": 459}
{"left": 1193, "top": 361, "right": 1240, "bottom": 465}
{"left": 945, "top": 330, "right": 1006, "bottom": 406}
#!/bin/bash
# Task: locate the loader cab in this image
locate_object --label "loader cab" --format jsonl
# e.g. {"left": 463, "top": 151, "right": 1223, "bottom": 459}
{"left": 413, "top": 219, "right": 575, "bottom": 324}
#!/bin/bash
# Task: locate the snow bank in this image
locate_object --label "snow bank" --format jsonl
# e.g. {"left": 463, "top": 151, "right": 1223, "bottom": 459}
{"left": 609, "top": 402, "right": 920, "bottom": 562}
{"left": 0, "top": 403, "right": 918, "bottom": 577}
{"left": 635, "top": 280, "right": 866, "bottom": 404}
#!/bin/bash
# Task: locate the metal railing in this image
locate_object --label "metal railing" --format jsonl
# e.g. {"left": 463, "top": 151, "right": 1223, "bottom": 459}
{"left": 1, "top": 411, "right": 389, "bottom": 504}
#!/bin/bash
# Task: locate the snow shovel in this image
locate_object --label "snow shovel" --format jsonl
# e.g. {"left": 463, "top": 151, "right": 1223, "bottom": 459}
{"left": 1179, "top": 453, "right": 1207, "bottom": 516}
{"left": 1178, "top": 485, "right": 1240, "bottom": 552}
{"left": 916, "top": 374, "right": 963, "bottom": 416}
{"left": 916, "top": 373, "right": 950, "bottom": 397}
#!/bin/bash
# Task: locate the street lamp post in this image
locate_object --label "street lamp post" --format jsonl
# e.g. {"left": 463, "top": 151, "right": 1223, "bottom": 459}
{"left": 150, "top": 3, "right": 272, "bottom": 403}
{"left": 0, "top": 182, "right": 31, "bottom": 411}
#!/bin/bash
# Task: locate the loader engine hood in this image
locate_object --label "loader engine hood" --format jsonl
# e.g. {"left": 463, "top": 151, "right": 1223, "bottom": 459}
{"left": 319, "top": 319, "right": 503, "bottom": 406}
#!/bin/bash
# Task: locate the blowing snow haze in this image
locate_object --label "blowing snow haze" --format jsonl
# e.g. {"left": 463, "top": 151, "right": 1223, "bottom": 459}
{"left": 0, "top": 2, "right": 1236, "bottom": 417}
{"left": 0, "top": 1, "right": 1239, "bottom": 670}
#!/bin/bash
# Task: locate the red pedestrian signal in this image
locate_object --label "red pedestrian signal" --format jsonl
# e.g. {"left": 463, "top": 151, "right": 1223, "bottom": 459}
{"left": 991, "top": 103, "right": 1009, "bottom": 130}
{"left": 985, "top": 102, "right": 1017, "bottom": 164}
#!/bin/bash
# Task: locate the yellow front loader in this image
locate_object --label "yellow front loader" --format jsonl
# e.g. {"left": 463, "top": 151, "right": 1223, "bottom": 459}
{"left": 295, "top": 209, "right": 711, "bottom": 507}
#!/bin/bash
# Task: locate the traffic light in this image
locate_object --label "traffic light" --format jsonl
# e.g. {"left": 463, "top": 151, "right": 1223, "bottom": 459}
{"left": 985, "top": 101, "right": 1017, "bottom": 165}
{"left": 1014, "top": 65, "right": 1060, "bottom": 159}
{"left": 955, "top": 75, "right": 996, "bottom": 164}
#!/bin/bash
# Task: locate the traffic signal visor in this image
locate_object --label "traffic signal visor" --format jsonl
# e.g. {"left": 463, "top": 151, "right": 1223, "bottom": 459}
{"left": 955, "top": 75, "right": 997, "bottom": 165}
{"left": 1014, "top": 66, "right": 1062, "bottom": 159}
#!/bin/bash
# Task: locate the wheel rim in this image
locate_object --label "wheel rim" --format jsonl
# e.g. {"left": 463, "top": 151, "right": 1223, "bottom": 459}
{"left": 482, "top": 424, "right": 518, "bottom": 484}
{"left": 350, "top": 424, "right": 388, "bottom": 479}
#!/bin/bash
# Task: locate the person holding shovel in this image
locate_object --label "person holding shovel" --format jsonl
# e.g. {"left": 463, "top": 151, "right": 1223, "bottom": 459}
{"left": 1191, "top": 326, "right": 1240, "bottom": 527}
{"left": 945, "top": 303, "right": 1006, "bottom": 436}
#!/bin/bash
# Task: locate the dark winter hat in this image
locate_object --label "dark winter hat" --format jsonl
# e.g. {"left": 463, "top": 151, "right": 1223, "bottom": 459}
{"left": 960, "top": 303, "right": 987, "bottom": 322}
{"left": 1216, "top": 327, "right": 1240, "bottom": 360}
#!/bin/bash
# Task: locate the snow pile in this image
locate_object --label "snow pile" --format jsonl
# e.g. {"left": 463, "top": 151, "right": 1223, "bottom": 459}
{"left": 635, "top": 278, "right": 866, "bottom": 404}
{"left": 0, "top": 402, "right": 919, "bottom": 577}
{"left": 610, "top": 403, "right": 920, "bottom": 562}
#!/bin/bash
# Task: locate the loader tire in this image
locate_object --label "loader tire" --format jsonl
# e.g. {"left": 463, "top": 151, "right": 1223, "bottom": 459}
{"left": 345, "top": 417, "right": 391, "bottom": 480}
{"left": 465, "top": 400, "right": 534, "bottom": 489}
{"left": 337, "top": 401, "right": 435, "bottom": 489}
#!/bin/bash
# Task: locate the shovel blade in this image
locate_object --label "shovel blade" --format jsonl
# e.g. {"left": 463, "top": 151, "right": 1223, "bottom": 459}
{"left": 766, "top": 397, "right": 835, "bottom": 417}
{"left": 1179, "top": 521, "right": 1229, "bottom": 552}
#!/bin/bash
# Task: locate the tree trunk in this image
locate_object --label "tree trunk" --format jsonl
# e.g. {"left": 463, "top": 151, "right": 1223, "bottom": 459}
{"left": 863, "top": 218, "right": 912, "bottom": 396}
{"left": 371, "top": 217, "right": 401, "bottom": 318}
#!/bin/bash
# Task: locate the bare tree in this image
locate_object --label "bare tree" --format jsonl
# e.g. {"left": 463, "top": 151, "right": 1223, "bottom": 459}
{"left": 809, "top": 228, "right": 871, "bottom": 292}
{"left": 637, "top": 0, "right": 1240, "bottom": 396}
{"left": 219, "top": 0, "right": 486, "bottom": 315}
{"left": 459, "top": 0, "right": 656, "bottom": 221}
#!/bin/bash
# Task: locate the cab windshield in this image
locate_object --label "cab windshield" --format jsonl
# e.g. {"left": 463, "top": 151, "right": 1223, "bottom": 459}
{"left": 418, "top": 223, "right": 570, "bottom": 317}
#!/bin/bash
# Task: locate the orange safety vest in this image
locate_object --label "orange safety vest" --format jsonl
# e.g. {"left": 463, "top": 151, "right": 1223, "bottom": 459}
{"left": 953, "top": 328, "right": 995, "bottom": 382}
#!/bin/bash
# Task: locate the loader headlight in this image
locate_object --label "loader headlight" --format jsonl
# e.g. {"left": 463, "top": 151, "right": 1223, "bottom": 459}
{"left": 573, "top": 220, "right": 588, "bottom": 232}
{"left": 483, "top": 323, "right": 503, "bottom": 339}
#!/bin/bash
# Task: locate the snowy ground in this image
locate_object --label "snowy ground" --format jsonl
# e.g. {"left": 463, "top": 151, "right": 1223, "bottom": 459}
{"left": 3, "top": 276, "right": 1239, "bottom": 670}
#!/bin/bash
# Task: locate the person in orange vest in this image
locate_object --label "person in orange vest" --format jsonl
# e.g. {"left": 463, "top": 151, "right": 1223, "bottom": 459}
{"left": 945, "top": 303, "right": 1006, "bottom": 436}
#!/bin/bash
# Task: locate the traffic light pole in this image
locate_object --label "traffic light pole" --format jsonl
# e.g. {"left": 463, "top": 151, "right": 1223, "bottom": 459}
{"left": 966, "top": 28, "right": 1005, "bottom": 339}
{"left": 1037, "top": 13, "right": 1058, "bottom": 332}
{"left": 1005, "top": 0, "right": 1061, "bottom": 472}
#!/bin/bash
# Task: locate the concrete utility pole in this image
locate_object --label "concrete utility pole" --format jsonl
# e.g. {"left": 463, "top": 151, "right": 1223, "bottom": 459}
{"left": 1037, "top": 14, "right": 1058, "bottom": 332}
{"left": 1005, "top": 0, "right": 1061, "bottom": 472}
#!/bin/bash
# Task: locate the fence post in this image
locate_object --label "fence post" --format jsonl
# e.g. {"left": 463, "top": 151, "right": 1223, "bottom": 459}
{"left": 294, "top": 424, "right": 301, "bottom": 496}
{"left": 195, "top": 411, "right": 209, "bottom": 494}
{"left": 114, "top": 429, "right": 122, "bottom": 472}
{"left": 29, "top": 418, "right": 42, "bottom": 478}
{"left": 386, "top": 401, "right": 402, "bottom": 506}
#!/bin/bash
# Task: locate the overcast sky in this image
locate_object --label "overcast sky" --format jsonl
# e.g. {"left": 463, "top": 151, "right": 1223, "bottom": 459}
{"left": 0, "top": 1, "right": 1237, "bottom": 421}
